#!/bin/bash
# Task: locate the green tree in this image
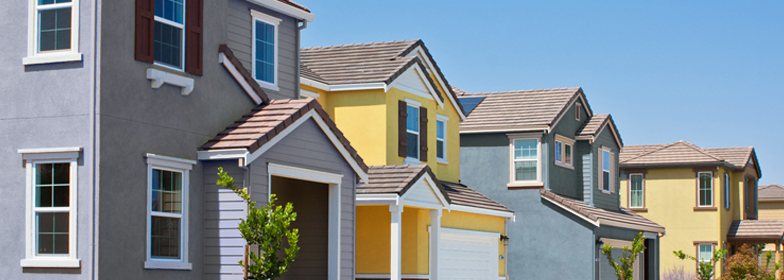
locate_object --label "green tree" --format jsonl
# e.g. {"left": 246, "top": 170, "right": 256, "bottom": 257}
{"left": 673, "top": 246, "right": 726, "bottom": 280}
{"left": 601, "top": 232, "right": 646, "bottom": 280}
{"left": 217, "top": 167, "right": 300, "bottom": 280}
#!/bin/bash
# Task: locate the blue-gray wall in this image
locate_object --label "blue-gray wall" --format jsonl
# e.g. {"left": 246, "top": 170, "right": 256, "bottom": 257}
{"left": 0, "top": 0, "right": 95, "bottom": 279}
{"left": 588, "top": 125, "right": 621, "bottom": 211}
{"left": 547, "top": 99, "right": 588, "bottom": 200}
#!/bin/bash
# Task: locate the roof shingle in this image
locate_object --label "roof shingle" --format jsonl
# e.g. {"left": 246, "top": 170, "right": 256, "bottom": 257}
{"left": 440, "top": 181, "right": 513, "bottom": 213}
{"left": 727, "top": 220, "right": 784, "bottom": 242}
{"left": 540, "top": 189, "right": 665, "bottom": 234}
{"left": 759, "top": 184, "right": 784, "bottom": 201}
{"left": 620, "top": 141, "right": 756, "bottom": 172}
{"left": 576, "top": 114, "right": 610, "bottom": 136}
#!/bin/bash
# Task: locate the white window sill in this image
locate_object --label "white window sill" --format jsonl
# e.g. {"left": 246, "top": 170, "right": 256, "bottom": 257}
{"left": 147, "top": 68, "right": 194, "bottom": 96}
{"left": 256, "top": 79, "right": 279, "bottom": 91}
{"left": 507, "top": 181, "right": 544, "bottom": 188}
{"left": 403, "top": 157, "right": 422, "bottom": 165}
{"left": 22, "top": 52, "right": 83, "bottom": 65}
{"left": 144, "top": 260, "right": 192, "bottom": 270}
{"left": 21, "top": 258, "right": 81, "bottom": 268}
{"left": 437, "top": 158, "right": 448, "bottom": 165}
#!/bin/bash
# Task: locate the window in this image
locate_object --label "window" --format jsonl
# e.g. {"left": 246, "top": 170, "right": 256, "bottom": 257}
{"left": 554, "top": 135, "right": 574, "bottom": 169}
{"left": 436, "top": 116, "right": 447, "bottom": 163}
{"left": 406, "top": 104, "right": 420, "bottom": 159}
{"left": 24, "top": 0, "right": 81, "bottom": 65}
{"left": 724, "top": 173, "right": 730, "bottom": 209}
{"left": 629, "top": 174, "right": 644, "bottom": 208}
{"left": 153, "top": 0, "right": 185, "bottom": 69}
{"left": 19, "top": 147, "right": 80, "bottom": 268}
{"left": 252, "top": 10, "right": 280, "bottom": 90}
{"left": 398, "top": 100, "right": 427, "bottom": 162}
{"left": 512, "top": 138, "right": 539, "bottom": 182}
{"left": 575, "top": 103, "right": 581, "bottom": 121}
{"left": 600, "top": 148, "right": 613, "bottom": 192}
{"left": 698, "top": 244, "right": 713, "bottom": 263}
{"left": 698, "top": 172, "right": 713, "bottom": 207}
{"left": 145, "top": 154, "right": 195, "bottom": 270}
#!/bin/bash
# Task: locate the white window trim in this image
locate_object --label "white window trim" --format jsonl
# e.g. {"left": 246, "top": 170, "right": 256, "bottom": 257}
{"left": 251, "top": 10, "right": 281, "bottom": 91}
{"left": 509, "top": 135, "right": 542, "bottom": 184}
{"left": 18, "top": 147, "right": 82, "bottom": 268}
{"left": 629, "top": 173, "right": 645, "bottom": 208}
{"left": 144, "top": 154, "right": 196, "bottom": 270}
{"left": 697, "top": 171, "right": 713, "bottom": 207}
{"left": 436, "top": 115, "right": 448, "bottom": 164}
{"left": 152, "top": 0, "right": 187, "bottom": 71}
{"left": 554, "top": 135, "right": 575, "bottom": 169}
{"left": 405, "top": 101, "right": 420, "bottom": 162}
{"left": 599, "top": 147, "right": 614, "bottom": 193}
{"left": 24, "top": 0, "right": 82, "bottom": 65}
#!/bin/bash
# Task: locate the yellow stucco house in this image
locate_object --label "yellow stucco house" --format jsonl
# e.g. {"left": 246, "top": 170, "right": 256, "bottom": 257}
{"left": 299, "top": 40, "right": 514, "bottom": 280}
{"left": 757, "top": 184, "right": 784, "bottom": 272}
{"left": 619, "top": 141, "right": 766, "bottom": 276}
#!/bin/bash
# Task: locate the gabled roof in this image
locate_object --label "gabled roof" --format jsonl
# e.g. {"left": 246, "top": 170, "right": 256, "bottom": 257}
{"left": 458, "top": 87, "right": 592, "bottom": 133}
{"left": 620, "top": 141, "right": 760, "bottom": 176}
{"left": 358, "top": 165, "right": 447, "bottom": 200}
{"left": 440, "top": 181, "right": 513, "bottom": 213}
{"left": 300, "top": 40, "right": 467, "bottom": 119}
{"left": 759, "top": 184, "right": 784, "bottom": 201}
{"left": 575, "top": 113, "right": 623, "bottom": 147}
{"left": 219, "top": 45, "right": 270, "bottom": 105}
{"left": 199, "top": 98, "right": 369, "bottom": 177}
{"left": 540, "top": 189, "right": 665, "bottom": 234}
{"left": 727, "top": 220, "right": 784, "bottom": 243}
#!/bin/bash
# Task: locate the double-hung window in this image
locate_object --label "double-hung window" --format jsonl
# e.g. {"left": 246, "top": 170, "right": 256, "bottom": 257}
{"left": 629, "top": 174, "right": 644, "bottom": 208}
{"left": 24, "top": 0, "right": 81, "bottom": 65}
{"left": 406, "top": 104, "right": 420, "bottom": 160}
{"left": 554, "top": 135, "right": 574, "bottom": 169}
{"left": 145, "top": 154, "right": 195, "bottom": 270}
{"left": 698, "top": 244, "right": 713, "bottom": 263}
{"left": 153, "top": 0, "right": 185, "bottom": 69}
{"left": 724, "top": 173, "right": 730, "bottom": 209}
{"left": 512, "top": 138, "right": 539, "bottom": 183}
{"left": 252, "top": 10, "right": 280, "bottom": 90}
{"left": 599, "top": 148, "right": 613, "bottom": 192}
{"left": 436, "top": 116, "right": 447, "bottom": 163}
{"left": 698, "top": 172, "right": 713, "bottom": 207}
{"left": 19, "top": 147, "right": 81, "bottom": 268}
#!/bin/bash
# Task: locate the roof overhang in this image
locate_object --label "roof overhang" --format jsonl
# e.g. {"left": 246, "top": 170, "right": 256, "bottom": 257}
{"left": 356, "top": 173, "right": 450, "bottom": 211}
{"left": 541, "top": 193, "right": 665, "bottom": 236}
{"left": 550, "top": 89, "right": 593, "bottom": 128}
{"left": 403, "top": 45, "right": 467, "bottom": 121}
{"left": 451, "top": 204, "right": 515, "bottom": 221}
{"left": 198, "top": 110, "right": 369, "bottom": 182}
{"left": 459, "top": 125, "right": 550, "bottom": 134}
{"left": 245, "top": 0, "right": 314, "bottom": 22}
{"left": 575, "top": 119, "right": 624, "bottom": 148}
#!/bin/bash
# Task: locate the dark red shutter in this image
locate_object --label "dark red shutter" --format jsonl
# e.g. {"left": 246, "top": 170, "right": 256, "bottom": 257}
{"left": 419, "top": 107, "right": 428, "bottom": 162}
{"left": 135, "top": 0, "right": 154, "bottom": 63}
{"left": 184, "top": 0, "right": 203, "bottom": 75}
{"left": 398, "top": 101, "right": 408, "bottom": 157}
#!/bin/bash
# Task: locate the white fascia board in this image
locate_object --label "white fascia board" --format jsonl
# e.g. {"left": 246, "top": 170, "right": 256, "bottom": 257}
{"left": 356, "top": 193, "right": 399, "bottom": 206}
{"left": 145, "top": 154, "right": 197, "bottom": 170}
{"left": 387, "top": 64, "right": 443, "bottom": 109}
{"left": 541, "top": 195, "right": 600, "bottom": 227}
{"left": 219, "top": 53, "right": 263, "bottom": 104}
{"left": 300, "top": 77, "right": 386, "bottom": 92}
{"left": 268, "top": 163, "right": 343, "bottom": 184}
{"left": 399, "top": 174, "right": 450, "bottom": 211}
{"left": 459, "top": 125, "right": 550, "bottom": 134}
{"left": 300, "top": 77, "right": 330, "bottom": 91}
{"left": 197, "top": 148, "right": 250, "bottom": 161}
{"left": 18, "top": 147, "right": 82, "bottom": 155}
{"left": 245, "top": 0, "right": 314, "bottom": 22}
{"left": 439, "top": 227, "right": 501, "bottom": 240}
{"left": 450, "top": 205, "right": 514, "bottom": 219}
{"left": 406, "top": 46, "right": 466, "bottom": 121}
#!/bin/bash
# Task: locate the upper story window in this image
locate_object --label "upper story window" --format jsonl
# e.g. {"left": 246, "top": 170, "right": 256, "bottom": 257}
{"left": 145, "top": 154, "right": 195, "bottom": 270}
{"left": 575, "top": 103, "right": 581, "bottom": 121}
{"left": 406, "top": 104, "right": 419, "bottom": 159}
{"left": 135, "top": 0, "right": 202, "bottom": 75}
{"left": 153, "top": 0, "right": 185, "bottom": 69}
{"left": 697, "top": 171, "right": 713, "bottom": 207}
{"left": 436, "top": 115, "right": 447, "bottom": 164}
{"left": 19, "top": 147, "right": 81, "bottom": 268}
{"left": 512, "top": 138, "right": 539, "bottom": 182}
{"left": 598, "top": 147, "right": 614, "bottom": 192}
{"left": 398, "top": 99, "right": 428, "bottom": 163}
{"left": 554, "top": 135, "right": 574, "bottom": 169}
{"left": 23, "top": 0, "right": 82, "bottom": 65}
{"left": 629, "top": 173, "right": 644, "bottom": 208}
{"left": 251, "top": 10, "right": 280, "bottom": 90}
{"left": 724, "top": 173, "right": 730, "bottom": 209}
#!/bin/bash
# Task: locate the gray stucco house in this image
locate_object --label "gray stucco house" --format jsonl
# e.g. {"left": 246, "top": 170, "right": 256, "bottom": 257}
{"left": 455, "top": 87, "right": 666, "bottom": 279}
{"left": 1, "top": 0, "right": 367, "bottom": 279}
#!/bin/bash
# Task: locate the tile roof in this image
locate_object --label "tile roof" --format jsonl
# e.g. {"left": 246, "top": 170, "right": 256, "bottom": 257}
{"left": 440, "top": 181, "right": 513, "bottom": 213}
{"left": 458, "top": 87, "right": 585, "bottom": 132}
{"left": 576, "top": 114, "right": 610, "bottom": 136}
{"left": 199, "top": 98, "right": 368, "bottom": 173}
{"left": 620, "top": 141, "right": 756, "bottom": 172}
{"left": 759, "top": 185, "right": 784, "bottom": 201}
{"left": 275, "top": 0, "right": 310, "bottom": 13}
{"left": 357, "top": 165, "right": 443, "bottom": 196}
{"left": 727, "top": 220, "right": 784, "bottom": 242}
{"left": 540, "top": 189, "right": 666, "bottom": 234}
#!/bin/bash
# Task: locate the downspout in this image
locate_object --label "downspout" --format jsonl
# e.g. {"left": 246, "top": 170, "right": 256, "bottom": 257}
{"left": 91, "top": 0, "right": 101, "bottom": 279}
{"left": 296, "top": 20, "right": 307, "bottom": 99}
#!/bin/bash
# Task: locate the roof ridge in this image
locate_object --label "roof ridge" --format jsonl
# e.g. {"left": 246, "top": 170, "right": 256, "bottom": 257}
{"left": 461, "top": 87, "right": 581, "bottom": 95}
{"left": 677, "top": 141, "right": 725, "bottom": 162}
{"left": 301, "top": 39, "right": 419, "bottom": 51}
{"left": 620, "top": 141, "right": 683, "bottom": 163}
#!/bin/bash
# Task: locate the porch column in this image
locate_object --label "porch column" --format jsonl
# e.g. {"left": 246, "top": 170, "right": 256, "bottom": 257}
{"left": 430, "top": 209, "right": 442, "bottom": 280}
{"left": 390, "top": 205, "right": 403, "bottom": 280}
{"left": 777, "top": 242, "right": 781, "bottom": 280}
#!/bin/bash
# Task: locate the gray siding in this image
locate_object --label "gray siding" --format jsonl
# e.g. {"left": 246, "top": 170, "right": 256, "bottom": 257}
{"left": 0, "top": 0, "right": 95, "bottom": 279}
{"left": 226, "top": 0, "right": 300, "bottom": 100}
{"left": 247, "top": 119, "right": 357, "bottom": 279}
{"left": 583, "top": 153, "right": 594, "bottom": 205}
{"left": 591, "top": 125, "right": 621, "bottom": 211}
{"left": 547, "top": 99, "right": 589, "bottom": 199}
{"left": 203, "top": 160, "right": 248, "bottom": 279}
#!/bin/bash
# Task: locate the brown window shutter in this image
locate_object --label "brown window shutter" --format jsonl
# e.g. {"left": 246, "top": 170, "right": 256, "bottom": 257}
{"left": 134, "top": 0, "right": 154, "bottom": 63}
{"left": 398, "top": 101, "right": 407, "bottom": 157}
{"left": 184, "top": 0, "right": 203, "bottom": 75}
{"left": 419, "top": 107, "right": 428, "bottom": 162}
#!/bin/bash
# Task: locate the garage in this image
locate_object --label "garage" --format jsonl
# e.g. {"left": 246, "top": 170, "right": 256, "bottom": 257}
{"left": 439, "top": 228, "right": 500, "bottom": 280}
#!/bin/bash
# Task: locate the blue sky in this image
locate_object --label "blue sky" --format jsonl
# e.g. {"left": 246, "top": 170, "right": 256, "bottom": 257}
{"left": 297, "top": 0, "right": 783, "bottom": 185}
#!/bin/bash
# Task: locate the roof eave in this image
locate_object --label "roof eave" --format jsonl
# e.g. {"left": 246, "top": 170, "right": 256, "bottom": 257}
{"left": 246, "top": 0, "right": 314, "bottom": 22}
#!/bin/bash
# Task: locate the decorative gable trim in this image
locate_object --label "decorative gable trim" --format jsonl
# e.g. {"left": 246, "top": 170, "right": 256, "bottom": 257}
{"left": 388, "top": 64, "right": 442, "bottom": 106}
{"left": 401, "top": 43, "right": 467, "bottom": 121}
{"left": 218, "top": 45, "right": 270, "bottom": 104}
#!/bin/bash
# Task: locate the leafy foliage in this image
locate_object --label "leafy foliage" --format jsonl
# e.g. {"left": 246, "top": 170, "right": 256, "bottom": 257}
{"left": 673, "top": 246, "right": 726, "bottom": 280}
{"left": 721, "top": 244, "right": 775, "bottom": 280}
{"left": 601, "top": 232, "right": 646, "bottom": 280}
{"left": 217, "top": 167, "right": 300, "bottom": 280}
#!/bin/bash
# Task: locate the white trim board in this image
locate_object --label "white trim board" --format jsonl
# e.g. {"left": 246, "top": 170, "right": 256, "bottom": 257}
{"left": 451, "top": 205, "right": 515, "bottom": 220}
{"left": 405, "top": 45, "right": 466, "bottom": 121}
{"left": 245, "top": 0, "right": 314, "bottom": 22}
{"left": 388, "top": 64, "right": 443, "bottom": 109}
{"left": 219, "top": 53, "right": 263, "bottom": 104}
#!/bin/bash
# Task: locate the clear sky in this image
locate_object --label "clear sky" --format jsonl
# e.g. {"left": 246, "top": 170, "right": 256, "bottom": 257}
{"left": 297, "top": 0, "right": 783, "bottom": 185}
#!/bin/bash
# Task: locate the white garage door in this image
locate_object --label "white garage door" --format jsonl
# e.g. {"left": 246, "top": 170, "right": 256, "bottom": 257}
{"left": 439, "top": 228, "right": 500, "bottom": 280}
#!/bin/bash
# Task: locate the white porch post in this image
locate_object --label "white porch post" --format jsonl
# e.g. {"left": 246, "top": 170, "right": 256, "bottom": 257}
{"left": 429, "top": 209, "right": 442, "bottom": 280}
{"left": 390, "top": 205, "right": 403, "bottom": 280}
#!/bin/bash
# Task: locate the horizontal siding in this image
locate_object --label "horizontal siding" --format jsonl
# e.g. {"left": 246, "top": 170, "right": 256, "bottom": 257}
{"left": 583, "top": 153, "right": 593, "bottom": 205}
{"left": 592, "top": 126, "right": 621, "bottom": 211}
{"left": 204, "top": 161, "right": 247, "bottom": 280}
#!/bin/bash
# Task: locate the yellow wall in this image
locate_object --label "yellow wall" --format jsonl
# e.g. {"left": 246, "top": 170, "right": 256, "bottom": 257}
{"left": 760, "top": 201, "right": 784, "bottom": 220}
